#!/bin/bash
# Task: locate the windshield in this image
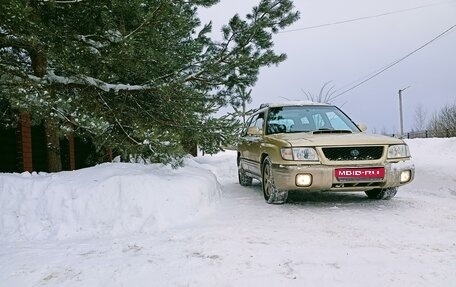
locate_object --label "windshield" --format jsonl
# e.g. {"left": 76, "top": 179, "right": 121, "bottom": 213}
{"left": 266, "top": 105, "right": 360, "bottom": 135}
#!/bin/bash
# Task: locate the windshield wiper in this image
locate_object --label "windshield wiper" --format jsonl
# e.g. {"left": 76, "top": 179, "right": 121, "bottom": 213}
{"left": 312, "top": 129, "right": 353, "bottom": 134}
{"left": 287, "top": 130, "right": 312, "bottom": 133}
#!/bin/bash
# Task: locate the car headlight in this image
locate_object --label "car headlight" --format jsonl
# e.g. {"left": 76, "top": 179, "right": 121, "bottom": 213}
{"left": 281, "top": 147, "right": 319, "bottom": 161}
{"left": 387, "top": 144, "right": 410, "bottom": 159}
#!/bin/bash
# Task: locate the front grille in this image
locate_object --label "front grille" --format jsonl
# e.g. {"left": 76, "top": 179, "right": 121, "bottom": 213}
{"left": 322, "top": 146, "right": 384, "bottom": 161}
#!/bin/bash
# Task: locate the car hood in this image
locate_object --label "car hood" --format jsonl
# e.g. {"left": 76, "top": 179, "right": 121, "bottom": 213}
{"left": 271, "top": 132, "right": 405, "bottom": 147}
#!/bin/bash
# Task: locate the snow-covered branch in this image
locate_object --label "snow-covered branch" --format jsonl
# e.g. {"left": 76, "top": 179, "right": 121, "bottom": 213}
{"left": 28, "top": 71, "right": 153, "bottom": 92}
{"left": 75, "top": 30, "right": 123, "bottom": 52}
{"left": 75, "top": 35, "right": 109, "bottom": 49}
{"left": 40, "top": 0, "right": 83, "bottom": 3}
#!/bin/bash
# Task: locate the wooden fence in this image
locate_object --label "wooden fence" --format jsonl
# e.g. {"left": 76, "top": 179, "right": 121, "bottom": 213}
{"left": 391, "top": 129, "right": 456, "bottom": 139}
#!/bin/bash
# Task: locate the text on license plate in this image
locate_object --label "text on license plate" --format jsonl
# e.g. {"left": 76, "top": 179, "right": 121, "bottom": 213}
{"left": 335, "top": 167, "right": 385, "bottom": 178}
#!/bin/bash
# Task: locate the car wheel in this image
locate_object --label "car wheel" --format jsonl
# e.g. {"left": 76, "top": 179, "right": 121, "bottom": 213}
{"left": 262, "top": 157, "right": 288, "bottom": 204}
{"left": 365, "top": 187, "right": 398, "bottom": 200}
{"left": 238, "top": 165, "right": 253, "bottom": 186}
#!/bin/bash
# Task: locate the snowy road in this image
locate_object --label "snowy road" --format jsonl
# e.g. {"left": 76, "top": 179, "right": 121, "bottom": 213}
{"left": 1, "top": 139, "right": 456, "bottom": 286}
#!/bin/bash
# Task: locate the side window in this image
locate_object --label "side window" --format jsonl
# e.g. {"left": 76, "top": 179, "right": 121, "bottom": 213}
{"left": 255, "top": 113, "right": 264, "bottom": 131}
{"left": 248, "top": 114, "right": 259, "bottom": 129}
{"left": 242, "top": 115, "right": 256, "bottom": 136}
{"left": 246, "top": 113, "right": 264, "bottom": 135}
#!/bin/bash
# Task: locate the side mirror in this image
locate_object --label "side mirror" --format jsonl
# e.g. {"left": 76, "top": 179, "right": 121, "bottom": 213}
{"left": 247, "top": 126, "right": 262, "bottom": 136}
{"left": 357, "top": 123, "right": 368, "bottom": 132}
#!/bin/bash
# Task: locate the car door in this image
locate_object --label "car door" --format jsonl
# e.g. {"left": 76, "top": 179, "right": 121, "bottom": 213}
{"left": 238, "top": 112, "right": 265, "bottom": 176}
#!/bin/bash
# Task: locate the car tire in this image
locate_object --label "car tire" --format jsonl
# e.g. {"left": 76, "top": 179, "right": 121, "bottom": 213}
{"left": 365, "top": 187, "right": 398, "bottom": 200}
{"left": 262, "top": 157, "right": 288, "bottom": 204}
{"left": 238, "top": 165, "right": 253, "bottom": 186}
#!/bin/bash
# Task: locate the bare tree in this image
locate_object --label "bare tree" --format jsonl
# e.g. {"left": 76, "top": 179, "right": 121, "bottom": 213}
{"left": 413, "top": 104, "right": 427, "bottom": 131}
{"left": 301, "top": 81, "right": 337, "bottom": 104}
{"left": 428, "top": 102, "right": 456, "bottom": 137}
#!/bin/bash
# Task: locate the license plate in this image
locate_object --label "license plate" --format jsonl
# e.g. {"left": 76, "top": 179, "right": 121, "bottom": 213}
{"left": 335, "top": 167, "right": 385, "bottom": 179}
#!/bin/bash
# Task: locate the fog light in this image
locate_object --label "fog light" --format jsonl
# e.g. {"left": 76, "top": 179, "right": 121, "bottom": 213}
{"left": 400, "top": 170, "right": 411, "bottom": 183}
{"left": 296, "top": 174, "right": 312, "bottom": 187}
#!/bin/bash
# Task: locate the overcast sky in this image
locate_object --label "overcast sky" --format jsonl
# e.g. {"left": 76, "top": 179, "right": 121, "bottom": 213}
{"left": 199, "top": 0, "right": 456, "bottom": 134}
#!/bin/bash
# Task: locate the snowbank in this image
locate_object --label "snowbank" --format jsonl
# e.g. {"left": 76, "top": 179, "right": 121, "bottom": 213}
{"left": 1, "top": 141, "right": 455, "bottom": 286}
{"left": 0, "top": 159, "right": 221, "bottom": 242}
{"left": 1, "top": 138, "right": 453, "bottom": 243}
{"left": 405, "top": 137, "right": 456, "bottom": 176}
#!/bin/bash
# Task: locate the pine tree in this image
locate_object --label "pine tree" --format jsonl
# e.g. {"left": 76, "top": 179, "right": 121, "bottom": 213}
{"left": 230, "top": 87, "right": 253, "bottom": 125}
{"left": 0, "top": 0, "right": 300, "bottom": 168}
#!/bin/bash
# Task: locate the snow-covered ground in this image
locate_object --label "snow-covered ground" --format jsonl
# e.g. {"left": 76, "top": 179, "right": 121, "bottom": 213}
{"left": 1, "top": 138, "right": 455, "bottom": 286}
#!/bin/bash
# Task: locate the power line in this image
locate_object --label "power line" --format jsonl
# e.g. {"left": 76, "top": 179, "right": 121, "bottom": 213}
{"left": 332, "top": 24, "right": 456, "bottom": 99}
{"left": 279, "top": 1, "right": 455, "bottom": 34}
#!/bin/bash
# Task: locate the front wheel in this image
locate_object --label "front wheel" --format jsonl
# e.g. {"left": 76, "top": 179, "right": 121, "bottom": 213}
{"left": 238, "top": 166, "right": 253, "bottom": 186}
{"left": 365, "top": 187, "right": 398, "bottom": 200}
{"left": 262, "top": 157, "right": 288, "bottom": 204}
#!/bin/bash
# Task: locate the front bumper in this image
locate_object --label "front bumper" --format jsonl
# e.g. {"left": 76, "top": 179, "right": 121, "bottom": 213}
{"left": 272, "top": 161, "right": 415, "bottom": 192}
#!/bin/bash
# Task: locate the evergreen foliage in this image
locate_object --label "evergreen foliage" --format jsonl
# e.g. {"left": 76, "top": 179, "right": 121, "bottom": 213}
{"left": 0, "top": 0, "right": 299, "bottom": 165}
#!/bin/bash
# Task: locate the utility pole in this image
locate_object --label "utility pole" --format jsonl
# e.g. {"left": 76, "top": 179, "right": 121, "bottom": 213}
{"left": 398, "top": 86, "right": 410, "bottom": 138}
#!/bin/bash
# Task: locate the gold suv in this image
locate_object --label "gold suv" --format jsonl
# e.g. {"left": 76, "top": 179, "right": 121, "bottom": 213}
{"left": 237, "top": 102, "right": 415, "bottom": 204}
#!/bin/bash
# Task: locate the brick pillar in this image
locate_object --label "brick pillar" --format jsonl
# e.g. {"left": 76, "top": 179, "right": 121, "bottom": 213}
{"left": 68, "top": 131, "right": 75, "bottom": 170}
{"left": 20, "top": 112, "right": 33, "bottom": 172}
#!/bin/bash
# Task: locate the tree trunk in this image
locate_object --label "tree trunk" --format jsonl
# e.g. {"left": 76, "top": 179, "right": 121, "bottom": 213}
{"left": 30, "top": 40, "right": 62, "bottom": 171}
{"left": 182, "top": 138, "right": 198, "bottom": 157}
{"left": 44, "top": 119, "right": 62, "bottom": 172}
{"left": 19, "top": 112, "right": 33, "bottom": 172}
{"left": 68, "top": 128, "right": 75, "bottom": 170}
